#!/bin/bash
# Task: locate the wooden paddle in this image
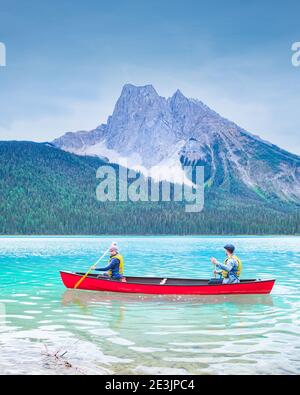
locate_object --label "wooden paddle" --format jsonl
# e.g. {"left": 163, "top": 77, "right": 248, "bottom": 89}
{"left": 74, "top": 248, "right": 110, "bottom": 289}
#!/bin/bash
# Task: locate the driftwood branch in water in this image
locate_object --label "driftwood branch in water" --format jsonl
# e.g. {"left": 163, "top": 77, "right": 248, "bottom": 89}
{"left": 42, "top": 344, "right": 84, "bottom": 373}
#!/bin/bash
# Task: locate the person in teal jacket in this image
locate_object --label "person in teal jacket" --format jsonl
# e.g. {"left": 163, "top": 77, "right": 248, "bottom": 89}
{"left": 210, "top": 244, "right": 242, "bottom": 284}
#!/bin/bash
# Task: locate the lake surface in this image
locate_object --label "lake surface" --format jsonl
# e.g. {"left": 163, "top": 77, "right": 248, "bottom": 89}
{"left": 0, "top": 236, "right": 299, "bottom": 375}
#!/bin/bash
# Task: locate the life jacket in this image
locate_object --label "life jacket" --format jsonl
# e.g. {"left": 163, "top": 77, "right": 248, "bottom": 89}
{"left": 222, "top": 255, "right": 242, "bottom": 278}
{"left": 107, "top": 253, "right": 124, "bottom": 277}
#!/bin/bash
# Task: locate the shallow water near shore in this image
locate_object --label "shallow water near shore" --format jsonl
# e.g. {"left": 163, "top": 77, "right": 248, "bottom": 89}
{"left": 0, "top": 236, "right": 300, "bottom": 375}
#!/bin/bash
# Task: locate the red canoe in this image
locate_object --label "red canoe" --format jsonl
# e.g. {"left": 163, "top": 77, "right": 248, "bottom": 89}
{"left": 60, "top": 271, "right": 275, "bottom": 295}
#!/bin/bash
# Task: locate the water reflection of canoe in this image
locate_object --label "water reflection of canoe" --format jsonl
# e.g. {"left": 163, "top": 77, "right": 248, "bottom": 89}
{"left": 62, "top": 289, "right": 274, "bottom": 306}
{"left": 60, "top": 271, "right": 275, "bottom": 295}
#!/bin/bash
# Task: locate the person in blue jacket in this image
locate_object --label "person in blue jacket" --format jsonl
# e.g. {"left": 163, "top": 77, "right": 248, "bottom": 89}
{"left": 91, "top": 244, "right": 124, "bottom": 280}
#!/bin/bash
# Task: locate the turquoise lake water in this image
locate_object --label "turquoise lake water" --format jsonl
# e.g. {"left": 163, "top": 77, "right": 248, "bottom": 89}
{"left": 0, "top": 236, "right": 299, "bottom": 375}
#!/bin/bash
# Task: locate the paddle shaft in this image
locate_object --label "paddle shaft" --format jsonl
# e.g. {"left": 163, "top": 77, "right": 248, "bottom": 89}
{"left": 74, "top": 248, "right": 110, "bottom": 289}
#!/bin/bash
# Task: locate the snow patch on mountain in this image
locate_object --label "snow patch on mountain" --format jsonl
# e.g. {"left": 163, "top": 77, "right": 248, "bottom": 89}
{"left": 53, "top": 84, "right": 300, "bottom": 202}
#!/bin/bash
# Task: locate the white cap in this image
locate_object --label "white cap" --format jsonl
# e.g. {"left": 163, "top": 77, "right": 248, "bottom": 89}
{"left": 110, "top": 241, "right": 119, "bottom": 252}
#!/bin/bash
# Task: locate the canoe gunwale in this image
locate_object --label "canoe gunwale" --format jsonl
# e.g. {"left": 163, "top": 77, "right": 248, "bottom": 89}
{"left": 74, "top": 272, "right": 268, "bottom": 286}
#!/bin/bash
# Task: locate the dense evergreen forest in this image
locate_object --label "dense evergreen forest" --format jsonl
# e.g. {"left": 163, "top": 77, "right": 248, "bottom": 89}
{"left": 0, "top": 141, "right": 299, "bottom": 235}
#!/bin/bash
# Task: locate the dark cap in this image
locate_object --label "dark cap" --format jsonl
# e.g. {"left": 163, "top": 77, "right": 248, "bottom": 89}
{"left": 224, "top": 244, "right": 235, "bottom": 253}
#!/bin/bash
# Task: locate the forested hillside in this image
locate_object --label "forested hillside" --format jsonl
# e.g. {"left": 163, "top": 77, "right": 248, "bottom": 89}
{"left": 0, "top": 141, "right": 299, "bottom": 235}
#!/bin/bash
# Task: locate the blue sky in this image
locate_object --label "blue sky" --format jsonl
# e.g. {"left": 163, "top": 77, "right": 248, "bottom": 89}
{"left": 0, "top": 0, "right": 300, "bottom": 153}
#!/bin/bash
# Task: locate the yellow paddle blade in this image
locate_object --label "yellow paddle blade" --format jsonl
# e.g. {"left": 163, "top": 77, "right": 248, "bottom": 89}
{"left": 74, "top": 248, "right": 110, "bottom": 289}
{"left": 74, "top": 268, "right": 93, "bottom": 289}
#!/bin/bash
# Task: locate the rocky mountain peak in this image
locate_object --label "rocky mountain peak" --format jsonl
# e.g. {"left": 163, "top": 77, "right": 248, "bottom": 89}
{"left": 171, "top": 89, "right": 187, "bottom": 101}
{"left": 53, "top": 83, "right": 300, "bottom": 203}
{"left": 120, "top": 83, "right": 160, "bottom": 100}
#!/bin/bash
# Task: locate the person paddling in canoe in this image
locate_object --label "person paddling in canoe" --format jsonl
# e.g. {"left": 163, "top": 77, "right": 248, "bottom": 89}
{"left": 210, "top": 244, "right": 242, "bottom": 284}
{"left": 91, "top": 243, "right": 125, "bottom": 281}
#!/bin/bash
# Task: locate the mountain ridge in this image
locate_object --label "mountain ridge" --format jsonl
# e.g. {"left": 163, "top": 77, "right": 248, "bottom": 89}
{"left": 53, "top": 84, "right": 300, "bottom": 204}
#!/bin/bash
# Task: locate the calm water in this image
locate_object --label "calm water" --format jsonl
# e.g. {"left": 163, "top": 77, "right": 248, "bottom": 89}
{"left": 0, "top": 236, "right": 300, "bottom": 375}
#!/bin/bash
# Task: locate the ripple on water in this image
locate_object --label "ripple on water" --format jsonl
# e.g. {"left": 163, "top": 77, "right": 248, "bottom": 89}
{"left": 129, "top": 347, "right": 167, "bottom": 353}
{"left": 107, "top": 337, "right": 135, "bottom": 346}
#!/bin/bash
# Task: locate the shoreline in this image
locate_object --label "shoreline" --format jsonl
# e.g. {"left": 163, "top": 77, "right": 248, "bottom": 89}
{"left": 0, "top": 234, "right": 299, "bottom": 238}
